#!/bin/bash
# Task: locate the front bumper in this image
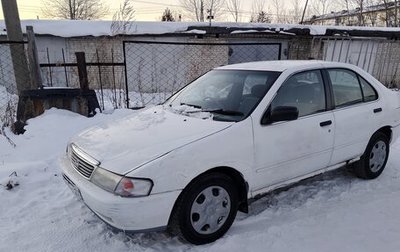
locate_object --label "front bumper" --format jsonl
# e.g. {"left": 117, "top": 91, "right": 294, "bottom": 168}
{"left": 60, "top": 156, "right": 181, "bottom": 232}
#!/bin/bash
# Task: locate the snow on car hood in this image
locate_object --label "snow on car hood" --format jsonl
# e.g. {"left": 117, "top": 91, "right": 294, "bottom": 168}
{"left": 70, "top": 106, "right": 233, "bottom": 174}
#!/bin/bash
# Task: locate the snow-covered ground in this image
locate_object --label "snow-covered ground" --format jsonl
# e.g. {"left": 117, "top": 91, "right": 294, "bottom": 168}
{"left": 1, "top": 108, "right": 400, "bottom": 252}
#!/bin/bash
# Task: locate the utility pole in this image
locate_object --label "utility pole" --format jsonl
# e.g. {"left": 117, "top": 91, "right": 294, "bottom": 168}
{"left": 300, "top": 0, "right": 309, "bottom": 24}
{"left": 1, "top": 0, "right": 31, "bottom": 94}
{"left": 200, "top": 1, "right": 204, "bottom": 22}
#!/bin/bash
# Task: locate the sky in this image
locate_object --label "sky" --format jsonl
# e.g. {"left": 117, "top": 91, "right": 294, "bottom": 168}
{"left": 0, "top": 0, "right": 257, "bottom": 22}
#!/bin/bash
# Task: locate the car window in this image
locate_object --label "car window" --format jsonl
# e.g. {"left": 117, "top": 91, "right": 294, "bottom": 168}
{"left": 360, "top": 77, "right": 378, "bottom": 102}
{"left": 169, "top": 70, "right": 281, "bottom": 121}
{"left": 328, "top": 69, "right": 363, "bottom": 107}
{"left": 242, "top": 74, "right": 270, "bottom": 95}
{"left": 271, "top": 70, "right": 326, "bottom": 117}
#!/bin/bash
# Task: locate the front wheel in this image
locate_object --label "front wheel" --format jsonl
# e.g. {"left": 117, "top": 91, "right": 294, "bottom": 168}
{"left": 169, "top": 173, "right": 239, "bottom": 245}
{"left": 355, "top": 132, "right": 390, "bottom": 179}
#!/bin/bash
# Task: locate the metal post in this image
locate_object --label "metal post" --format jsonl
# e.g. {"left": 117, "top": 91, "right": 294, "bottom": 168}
{"left": 46, "top": 48, "right": 53, "bottom": 87}
{"left": 26, "top": 26, "right": 42, "bottom": 89}
{"left": 62, "top": 49, "right": 69, "bottom": 87}
{"left": 111, "top": 48, "right": 117, "bottom": 108}
{"left": 75, "top": 52, "right": 89, "bottom": 90}
{"left": 1, "top": 0, "right": 31, "bottom": 94}
{"left": 96, "top": 49, "right": 104, "bottom": 110}
{"left": 123, "top": 42, "right": 130, "bottom": 108}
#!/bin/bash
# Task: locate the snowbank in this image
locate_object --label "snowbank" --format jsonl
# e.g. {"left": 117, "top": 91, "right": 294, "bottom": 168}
{"left": 0, "top": 108, "right": 400, "bottom": 251}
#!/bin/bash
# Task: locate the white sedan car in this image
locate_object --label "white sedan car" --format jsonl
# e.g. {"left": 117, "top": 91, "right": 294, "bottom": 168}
{"left": 61, "top": 61, "right": 400, "bottom": 244}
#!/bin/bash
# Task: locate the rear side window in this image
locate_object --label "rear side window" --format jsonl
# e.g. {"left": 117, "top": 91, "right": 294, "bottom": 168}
{"left": 360, "top": 77, "right": 378, "bottom": 102}
{"left": 328, "top": 69, "right": 378, "bottom": 108}
{"left": 328, "top": 69, "right": 363, "bottom": 107}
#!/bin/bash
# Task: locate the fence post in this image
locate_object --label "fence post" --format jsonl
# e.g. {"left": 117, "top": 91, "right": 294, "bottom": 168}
{"left": 75, "top": 52, "right": 89, "bottom": 90}
{"left": 26, "top": 26, "right": 42, "bottom": 89}
{"left": 1, "top": 0, "right": 31, "bottom": 94}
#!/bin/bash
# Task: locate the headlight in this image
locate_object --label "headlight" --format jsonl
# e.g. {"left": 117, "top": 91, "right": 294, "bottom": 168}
{"left": 91, "top": 167, "right": 153, "bottom": 197}
{"left": 115, "top": 177, "right": 153, "bottom": 197}
{"left": 91, "top": 167, "right": 121, "bottom": 192}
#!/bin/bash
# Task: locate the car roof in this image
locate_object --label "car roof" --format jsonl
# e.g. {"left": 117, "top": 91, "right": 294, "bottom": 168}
{"left": 216, "top": 60, "right": 353, "bottom": 72}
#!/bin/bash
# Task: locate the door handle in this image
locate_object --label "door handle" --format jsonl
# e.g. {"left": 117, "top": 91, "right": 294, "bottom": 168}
{"left": 373, "top": 108, "right": 382, "bottom": 113}
{"left": 320, "top": 120, "right": 332, "bottom": 127}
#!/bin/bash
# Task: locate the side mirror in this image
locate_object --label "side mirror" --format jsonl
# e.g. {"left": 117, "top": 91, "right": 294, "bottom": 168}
{"left": 262, "top": 106, "right": 299, "bottom": 124}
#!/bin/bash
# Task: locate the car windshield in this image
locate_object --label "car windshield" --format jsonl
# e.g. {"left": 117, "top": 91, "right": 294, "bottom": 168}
{"left": 168, "top": 69, "right": 281, "bottom": 122}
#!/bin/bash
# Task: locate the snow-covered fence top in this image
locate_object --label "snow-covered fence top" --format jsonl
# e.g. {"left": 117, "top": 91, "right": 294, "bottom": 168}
{"left": 2, "top": 20, "right": 400, "bottom": 38}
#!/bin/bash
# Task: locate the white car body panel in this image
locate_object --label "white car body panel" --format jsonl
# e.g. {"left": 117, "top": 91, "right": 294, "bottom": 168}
{"left": 61, "top": 156, "right": 180, "bottom": 231}
{"left": 70, "top": 106, "right": 233, "bottom": 175}
{"left": 129, "top": 118, "right": 255, "bottom": 194}
{"left": 252, "top": 111, "right": 335, "bottom": 190}
{"left": 60, "top": 60, "right": 400, "bottom": 232}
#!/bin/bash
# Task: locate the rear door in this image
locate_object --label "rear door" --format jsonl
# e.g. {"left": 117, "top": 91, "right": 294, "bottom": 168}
{"left": 252, "top": 70, "right": 335, "bottom": 189}
{"left": 325, "top": 68, "right": 383, "bottom": 165}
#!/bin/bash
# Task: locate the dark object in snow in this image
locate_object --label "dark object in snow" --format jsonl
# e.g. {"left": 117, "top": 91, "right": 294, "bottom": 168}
{"left": 5, "top": 180, "right": 19, "bottom": 190}
{"left": 12, "top": 120, "right": 26, "bottom": 135}
{"left": 6, "top": 181, "right": 14, "bottom": 190}
{"left": 3, "top": 171, "right": 20, "bottom": 190}
{"left": 15, "top": 88, "right": 101, "bottom": 133}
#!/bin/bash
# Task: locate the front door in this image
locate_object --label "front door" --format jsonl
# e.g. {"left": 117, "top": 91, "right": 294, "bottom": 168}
{"left": 252, "top": 70, "right": 335, "bottom": 190}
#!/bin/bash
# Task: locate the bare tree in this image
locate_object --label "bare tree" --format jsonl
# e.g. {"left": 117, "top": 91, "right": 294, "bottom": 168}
{"left": 42, "top": 0, "right": 109, "bottom": 20}
{"left": 380, "top": 0, "right": 396, "bottom": 26}
{"left": 250, "top": 0, "right": 265, "bottom": 20}
{"left": 343, "top": 0, "right": 352, "bottom": 25}
{"left": 271, "top": 0, "right": 288, "bottom": 23}
{"left": 312, "top": 0, "right": 332, "bottom": 16}
{"left": 180, "top": 0, "right": 225, "bottom": 21}
{"left": 111, "top": 0, "right": 135, "bottom": 35}
{"left": 347, "top": 0, "right": 366, "bottom": 25}
{"left": 226, "top": 0, "right": 242, "bottom": 22}
{"left": 290, "top": 0, "right": 303, "bottom": 24}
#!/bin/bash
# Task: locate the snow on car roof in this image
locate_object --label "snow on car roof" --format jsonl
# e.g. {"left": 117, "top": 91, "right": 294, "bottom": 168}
{"left": 216, "top": 60, "right": 335, "bottom": 72}
{"left": 217, "top": 60, "right": 359, "bottom": 72}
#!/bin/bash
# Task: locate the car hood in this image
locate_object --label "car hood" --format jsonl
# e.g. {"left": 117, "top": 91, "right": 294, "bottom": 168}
{"left": 71, "top": 106, "right": 234, "bottom": 174}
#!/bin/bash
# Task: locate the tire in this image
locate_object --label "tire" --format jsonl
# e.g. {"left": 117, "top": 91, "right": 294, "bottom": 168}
{"left": 355, "top": 132, "right": 389, "bottom": 179}
{"left": 169, "top": 173, "right": 239, "bottom": 245}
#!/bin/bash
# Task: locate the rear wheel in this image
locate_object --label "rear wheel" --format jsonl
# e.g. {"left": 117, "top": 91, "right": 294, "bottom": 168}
{"left": 355, "top": 132, "right": 389, "bottom": 179}
{"left": 169, "top": 173, "right": 239, "bottom": 245}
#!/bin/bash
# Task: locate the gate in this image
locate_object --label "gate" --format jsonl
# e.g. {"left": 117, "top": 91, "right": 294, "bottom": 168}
{"left": 310, "top": 37, "right": 400, "bottom": 88}
{"left": 123, "top": 41, "right": 282, "bottom": 108}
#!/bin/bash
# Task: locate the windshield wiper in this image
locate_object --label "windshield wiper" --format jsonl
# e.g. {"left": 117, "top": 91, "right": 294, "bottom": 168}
{"left": 180, "top": 102, "right": 202, "bottom": 109}
{"left": 201, "top": 109, "right": 244, "bottom": 116}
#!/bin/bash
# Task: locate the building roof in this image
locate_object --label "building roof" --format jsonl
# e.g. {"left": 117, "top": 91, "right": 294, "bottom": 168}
{"left": 1, "top": 20, "right": 400, "bottom": 38}
{"left": 308, "top": 1, "right": 398, "bottom": 22}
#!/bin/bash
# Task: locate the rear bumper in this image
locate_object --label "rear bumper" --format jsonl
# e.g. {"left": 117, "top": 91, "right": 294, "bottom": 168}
{"left": 60, "top": 156, "right": 181, "bottom": 232}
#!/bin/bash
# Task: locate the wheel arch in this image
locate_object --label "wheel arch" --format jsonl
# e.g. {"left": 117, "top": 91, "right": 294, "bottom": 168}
{"left": 167, "top": 166, "right": 249, "bottom": 228}
{"left": 201, "top": 167, "right": 249, "bottom": 213}
{"left": 376, "top": 126, "right": 392, "bottom": 143}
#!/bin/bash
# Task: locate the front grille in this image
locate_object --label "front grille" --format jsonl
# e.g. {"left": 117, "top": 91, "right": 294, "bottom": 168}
{"left": 70, "top": 148, "right": 96, "bottom": 179}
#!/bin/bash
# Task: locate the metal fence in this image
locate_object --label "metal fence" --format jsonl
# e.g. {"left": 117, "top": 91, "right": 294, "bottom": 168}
{"left": 310, "top": 36, "right": 400, "bottom": 88}
{"left": 123, "top": 41, "right": 282, "bottom": 108}
{"left": 0, "top": 41, "right": 28, "bottom": 127}
{"left": 39, "top": 49, "right": 127, "bottom": 111}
